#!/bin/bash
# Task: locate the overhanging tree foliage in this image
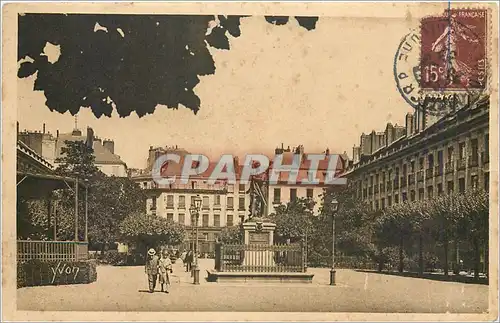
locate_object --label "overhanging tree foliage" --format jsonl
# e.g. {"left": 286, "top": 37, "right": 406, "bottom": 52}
{"left": 119, "top": 213, "right": 186, "bottom": 249}
{"left": 18, "top": 14, "right": 318, "bottom": 117}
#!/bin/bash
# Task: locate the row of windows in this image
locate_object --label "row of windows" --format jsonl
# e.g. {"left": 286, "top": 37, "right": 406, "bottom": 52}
{"left": 272, "top": 188, "right": 314, "bottom": 204}
{"left": 153, "top": 195, "right": 246, "bottom": 211}
{"left": 165, "top": 213, "right": 234, "bottom": 227}
{"left": 355, "top": 134, "right": 489, "bottom": 189}
{"left": 368, "top": 173, "right": 489, "bottom": 210}
{"left": 141, "top": 181, "right": 246, "bottom": 192}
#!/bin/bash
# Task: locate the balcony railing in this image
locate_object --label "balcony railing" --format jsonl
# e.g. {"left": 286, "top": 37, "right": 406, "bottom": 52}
{"left": 400, "top": 176, "right": 407, "bottom": 188}
{"left": 426, "top": 168, "right": 434, "bottom": 178}
{"left": 393, "top": 178, "right": 400, "bottom": 189}
{"left": 468, "top": 154, "right": 479, "bottom": 167}
{"left": 374, "top": 185, "right": 379, "bottom": 194}
{"left": 482, "top": 151, "right": 489, "bottom": 164}
{"left": 417, "top": 170, "right": 424, "bottom": 182}
{"left": 445, "top": 161, "right": 454, "bottom": 174}
{"left": 456, "top": 158, "right": 466, "bottom": 170}
{"left": 408, "top": 174, "right": 415, "bottom": 185}
{"left": 434, "top": 165, "right": 443, "bottom": 177}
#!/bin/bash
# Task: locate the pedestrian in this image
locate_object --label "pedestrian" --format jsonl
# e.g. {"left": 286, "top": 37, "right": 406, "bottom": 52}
{"left": 145, "top": 248, "right": 159, "bottom": 293}
{"left": 180, "top": 250, "right": 187, "bottom": 263}
{"left": 158, "top": 250, "right": 172, "bottom": 293}
{"left": 185, "top": 250, "right": 193, "bottom": 272}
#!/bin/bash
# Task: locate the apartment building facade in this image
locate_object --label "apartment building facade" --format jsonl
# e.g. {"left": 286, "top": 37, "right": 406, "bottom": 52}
{"left": 17, "top": 123, "right": 127, "bottom": 177}
{"left": 131, "top": 146, "right": 250, "bottom": 254}
{"left": 266, "top": 145, "right": 348, "bottom": 215}
{"left": 345, "top": 97, "right": 490, "bottom": 210}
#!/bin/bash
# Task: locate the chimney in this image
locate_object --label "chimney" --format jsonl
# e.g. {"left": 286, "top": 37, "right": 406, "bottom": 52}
{"left": 405, "top": 113, "right": 414, "bottom": 137}
{"left": 56, "top": 130, "right": 59, "bottom": 138}
{"left": 17, "top": 122, "right": 19, "bottom": 135}
{"left": 326, "top": 148, "right": 330, "bottom": 155}
{"left": 103, "top": 139, "right": 115, "bottom": 154}
{"left": 233, "top": 156, "right": 239, "bottom": 170}
{"left": 43, "top": 123, "right": 46, "bottom": 134}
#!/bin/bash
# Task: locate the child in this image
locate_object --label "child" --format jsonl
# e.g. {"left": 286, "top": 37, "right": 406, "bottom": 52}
{"left": 158, "top": 250, "right": 172, "bottom": 293}
{"left": 145, "top": 248, "right": 159, "bottom": 293}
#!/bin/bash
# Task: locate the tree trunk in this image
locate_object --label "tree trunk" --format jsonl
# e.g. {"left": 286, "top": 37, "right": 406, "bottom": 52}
{"left": 398, "top": 235, "right": 404, "bottom": 273}
{"left": 474, "top": 237, "right": 480, "bottom": 281}
{"left": 443, "top": 239, "right": 449, "bottom": 277}
{"left": 418, "top": 232, "right": 424, "bottom": 276}
{"left": 453, "top": 240, "right": 460, "bottom": 275}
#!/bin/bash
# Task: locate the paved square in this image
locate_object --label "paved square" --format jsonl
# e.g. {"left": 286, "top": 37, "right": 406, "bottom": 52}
{"left": 17, "top": 259, "right": 488, "bottom": 312}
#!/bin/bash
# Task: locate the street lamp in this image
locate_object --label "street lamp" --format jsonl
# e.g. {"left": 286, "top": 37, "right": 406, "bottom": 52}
{"left": 84, "top": 179, "right": 89, "bottom": 242}
{"left": 189, "top": 194, "right": 202, "bottom": 285}
{"left": 329, "top": 198, "right": 339, "bottom": 286}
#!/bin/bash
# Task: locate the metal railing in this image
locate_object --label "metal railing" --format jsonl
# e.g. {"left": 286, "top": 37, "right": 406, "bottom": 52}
{"left": 393, "top": 178, "right": 399, "bottom": 189}
{"left": 468, "top": 154, "right": 479, "bottom": 167}
{"left": 434, "top": 165, "right": 443, "bottom": 177}
{"left": 445, "top": 161, "right": 454, "bottom": 174}
{"left": 417, "top": 170, "right": 424, "bottom": 182}
{"left": 457, "top": 158, "right": 466, "bottom": 170}
{"left": 215, "top": 242, "right": 305, "bottom": 273}
{"left": 400, "top": 176, "right": 407, "bottom": 188}
{"left": 482, "top": 151, "right": 489, "bottom": 164}
{"left": 408, "top": 173, "right": 415, "bottom": 185}
{"left": 17, "top": 240, "right": 89, "bottom": 262}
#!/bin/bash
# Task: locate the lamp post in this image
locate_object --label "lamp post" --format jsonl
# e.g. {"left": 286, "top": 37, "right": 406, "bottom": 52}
{"left": 329, "top": 198, "right": 339, "bottom": 286}
{"left": 74, "top": 172, "right": 79, "bottom": 241}
{"left": 190, "top": 195, "right": 202, "bottom": 285}
{"left": 84, "top": 179, "right": 89, "bottom": 242}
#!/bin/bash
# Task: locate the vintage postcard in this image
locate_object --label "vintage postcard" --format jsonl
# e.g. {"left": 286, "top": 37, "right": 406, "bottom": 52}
{"left": 2, "top": 1, "right": 499, "bottom": 322}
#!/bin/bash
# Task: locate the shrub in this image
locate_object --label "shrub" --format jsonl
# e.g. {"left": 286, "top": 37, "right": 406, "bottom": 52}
{"left": 17, "top": 259, "right": 97, "bottom": 288}
{"left": 99, "top": 250, "right": 127, "bottom": 266}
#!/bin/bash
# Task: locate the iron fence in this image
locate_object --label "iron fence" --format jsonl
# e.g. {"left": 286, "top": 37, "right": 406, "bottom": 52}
{"left": 215, "top": 242, "right": 305, "bottom": 273}
{"left": 17, "top": 240, "right": 89, "bottom": 262}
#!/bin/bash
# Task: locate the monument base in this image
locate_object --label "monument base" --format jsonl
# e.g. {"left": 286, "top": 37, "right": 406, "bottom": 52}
{"left": 207, "top": 270, "right": 314, "bottom": 283}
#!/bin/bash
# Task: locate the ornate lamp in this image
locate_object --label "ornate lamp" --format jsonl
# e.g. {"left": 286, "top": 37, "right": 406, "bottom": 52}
{"left": 190, "top": 194, "right": 202, "bottom": 284}
{"left": 329, "top": 198, "right": 339, "bottom": 286}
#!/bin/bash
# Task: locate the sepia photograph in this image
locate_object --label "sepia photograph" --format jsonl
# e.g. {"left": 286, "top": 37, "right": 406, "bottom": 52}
{"left": 1, "top": 1, "right": 498, "bottom": 321}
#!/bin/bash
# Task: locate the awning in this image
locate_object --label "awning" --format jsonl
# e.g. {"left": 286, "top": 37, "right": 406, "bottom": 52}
{"left": 17, "top": 171, "right": 87, "bottom": 199}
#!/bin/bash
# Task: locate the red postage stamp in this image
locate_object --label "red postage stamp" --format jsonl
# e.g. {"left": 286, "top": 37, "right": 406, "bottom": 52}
{"left": 420, "top": 9, "right": 487, "bottom": 90}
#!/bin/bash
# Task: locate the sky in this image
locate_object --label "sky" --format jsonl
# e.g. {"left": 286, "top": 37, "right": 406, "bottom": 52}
{"left": 18, "top": 15, "right": 415, "bottom": 169}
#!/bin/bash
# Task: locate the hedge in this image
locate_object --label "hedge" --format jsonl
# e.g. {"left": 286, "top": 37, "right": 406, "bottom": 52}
{"left": 17, "top": 259, "right": 97, "bottom": 288}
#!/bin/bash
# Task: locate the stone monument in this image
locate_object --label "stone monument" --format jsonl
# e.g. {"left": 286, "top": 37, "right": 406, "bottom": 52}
{"left": 241, "top": 217, "right": 276, "bottom": 268}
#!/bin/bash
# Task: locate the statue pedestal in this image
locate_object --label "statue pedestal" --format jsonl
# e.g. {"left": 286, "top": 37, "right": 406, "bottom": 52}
{"left": 242, "top": 220, "right": 276, "bottom": 268}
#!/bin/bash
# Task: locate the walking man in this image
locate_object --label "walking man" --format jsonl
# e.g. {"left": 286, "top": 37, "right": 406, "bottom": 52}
{"left": 185, "top": 250, "right": 193, "bottom": 272}
{"left": 145, "top": 248, "right": 159, "bottom": 293}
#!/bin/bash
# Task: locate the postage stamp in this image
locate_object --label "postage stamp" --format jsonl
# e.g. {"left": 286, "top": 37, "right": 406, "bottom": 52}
{"left": 420, "top": 9, "right": 488, "bottom": 91}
